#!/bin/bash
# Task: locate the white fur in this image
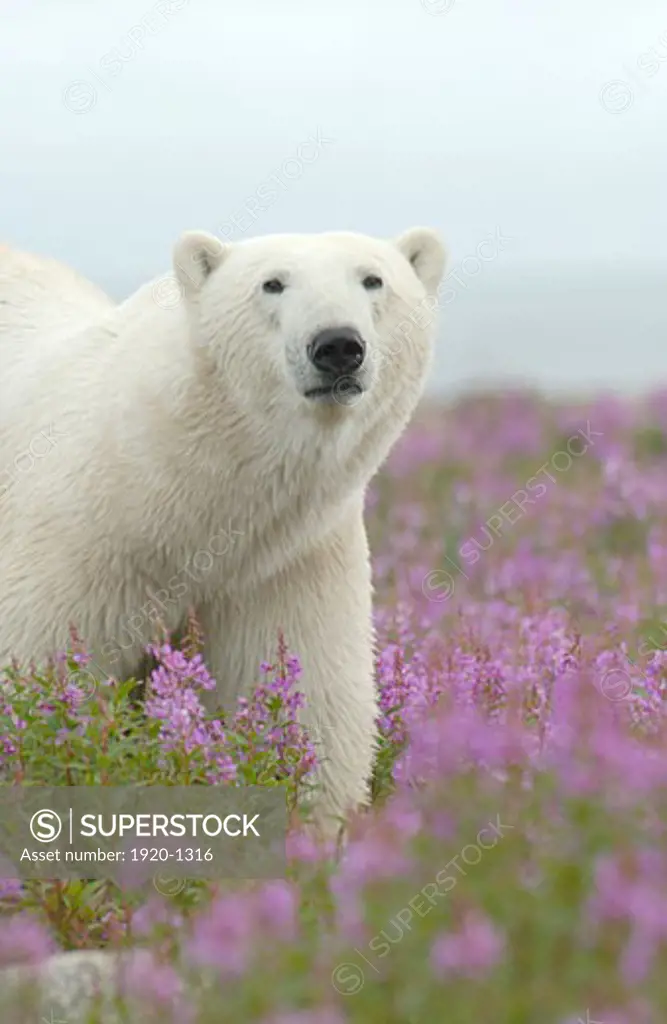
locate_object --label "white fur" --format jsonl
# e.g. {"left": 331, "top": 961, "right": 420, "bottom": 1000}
{"left": 0, "top": 228, "right": 447, "bottom": 829}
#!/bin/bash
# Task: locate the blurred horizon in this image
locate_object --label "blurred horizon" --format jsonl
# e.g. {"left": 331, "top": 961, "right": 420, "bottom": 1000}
{"left": 67, "top": 259, "right": 666, "bottom": 400}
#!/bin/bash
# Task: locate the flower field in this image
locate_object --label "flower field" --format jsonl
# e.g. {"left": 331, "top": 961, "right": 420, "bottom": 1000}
{"left": 3, "top": 389, "right": 667, "bottom": 1023}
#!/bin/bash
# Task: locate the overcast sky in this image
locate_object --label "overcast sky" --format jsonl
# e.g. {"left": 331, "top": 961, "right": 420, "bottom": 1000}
{"left": 2, "top": 1, "right": 665, "bottom": 393}
{"left": 1, "top": 0, "right": 665, "bottom": 287}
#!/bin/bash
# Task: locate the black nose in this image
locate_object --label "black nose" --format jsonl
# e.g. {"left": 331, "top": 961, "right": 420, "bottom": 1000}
{"left": 308, "top": 327, "right": 366, "bottom": 376}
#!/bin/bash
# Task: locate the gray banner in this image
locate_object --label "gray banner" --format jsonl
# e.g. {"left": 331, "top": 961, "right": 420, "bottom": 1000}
{"left": 0, "top": 786, "right": 286, "bottom": 882}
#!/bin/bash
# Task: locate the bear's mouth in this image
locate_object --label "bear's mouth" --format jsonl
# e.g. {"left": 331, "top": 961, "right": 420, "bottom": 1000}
{"left": 304, "top": 385, "right": 336, "bottom": 399}
{"left": 304, "top": 379, "right": 365, "bottom": 401}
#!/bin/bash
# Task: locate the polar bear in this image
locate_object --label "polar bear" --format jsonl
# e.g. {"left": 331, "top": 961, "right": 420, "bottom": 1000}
{"left": 0, "top": 227, "right": 447, "bottom": 829}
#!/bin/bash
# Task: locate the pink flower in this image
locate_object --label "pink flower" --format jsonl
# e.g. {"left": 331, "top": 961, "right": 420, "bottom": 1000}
{"left": 0, "top": 913, "right": 56, "bottom": 967}
{"left": 252, "top": 880, "right": 299, "bottom": 943}
{"left": 286, "top": 829, "right": 336, "bottom": 864}
{"left": 185, "top": 893, "right": 255, "bottom": 977}
{"left": 262, "top": 1010, "right": 347, "bottom": 1024}
{"left": 121, "top": 949, "right": 191, "bottom": 1021}
{"left": 430, "top": 911, "right": 504, "bottom": 979}
{"left": 131, "top": 897, "right": 183, "bottom": 938}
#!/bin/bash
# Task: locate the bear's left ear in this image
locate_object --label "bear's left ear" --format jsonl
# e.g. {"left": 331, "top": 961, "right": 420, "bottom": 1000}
{"left": 394, "top": 227, "right": 447, "bottom": 294}
{"left": 173, "top": 230, "right": 231, "bottom": 296}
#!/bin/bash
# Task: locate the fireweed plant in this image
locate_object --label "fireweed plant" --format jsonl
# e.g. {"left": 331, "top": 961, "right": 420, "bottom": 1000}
{"left": 2, "top": 391, "right": 667, "bottom": 1021}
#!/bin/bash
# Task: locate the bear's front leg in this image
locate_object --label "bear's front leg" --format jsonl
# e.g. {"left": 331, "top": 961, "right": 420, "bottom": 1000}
{"left": 198, "top": 505, "right": 378, "bottom": 836}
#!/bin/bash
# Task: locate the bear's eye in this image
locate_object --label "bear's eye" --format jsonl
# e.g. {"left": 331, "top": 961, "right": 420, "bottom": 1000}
{"left": 262, "top": 278, "right": 285, "bottom": 294}
{"left": 362, "top": 274, "right": 383, "bottom": 290}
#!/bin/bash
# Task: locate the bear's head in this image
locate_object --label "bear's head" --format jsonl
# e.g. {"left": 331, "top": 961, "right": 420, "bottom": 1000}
{"left": 172, "top": 228, "right": 447, "bottom": 434}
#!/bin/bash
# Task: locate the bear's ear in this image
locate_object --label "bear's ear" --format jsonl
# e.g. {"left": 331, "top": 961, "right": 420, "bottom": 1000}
{"left": 394, "top": 227, "right": 447, "bottom": 294}
{"left": 173, "top": 230, "right": 231, "bottom": 295}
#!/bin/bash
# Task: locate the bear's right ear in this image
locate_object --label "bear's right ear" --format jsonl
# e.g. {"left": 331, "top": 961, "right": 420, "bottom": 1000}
{"left": 173, "top": 230, "right": 231, "bottom": 296}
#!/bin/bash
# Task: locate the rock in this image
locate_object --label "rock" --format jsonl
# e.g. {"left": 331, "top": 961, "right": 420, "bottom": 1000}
{"left": 1, "top": 950, "right": 127, "bottom": 1023}
{"left": 1, "top": 948, "right": 218, "bottom": 1022}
